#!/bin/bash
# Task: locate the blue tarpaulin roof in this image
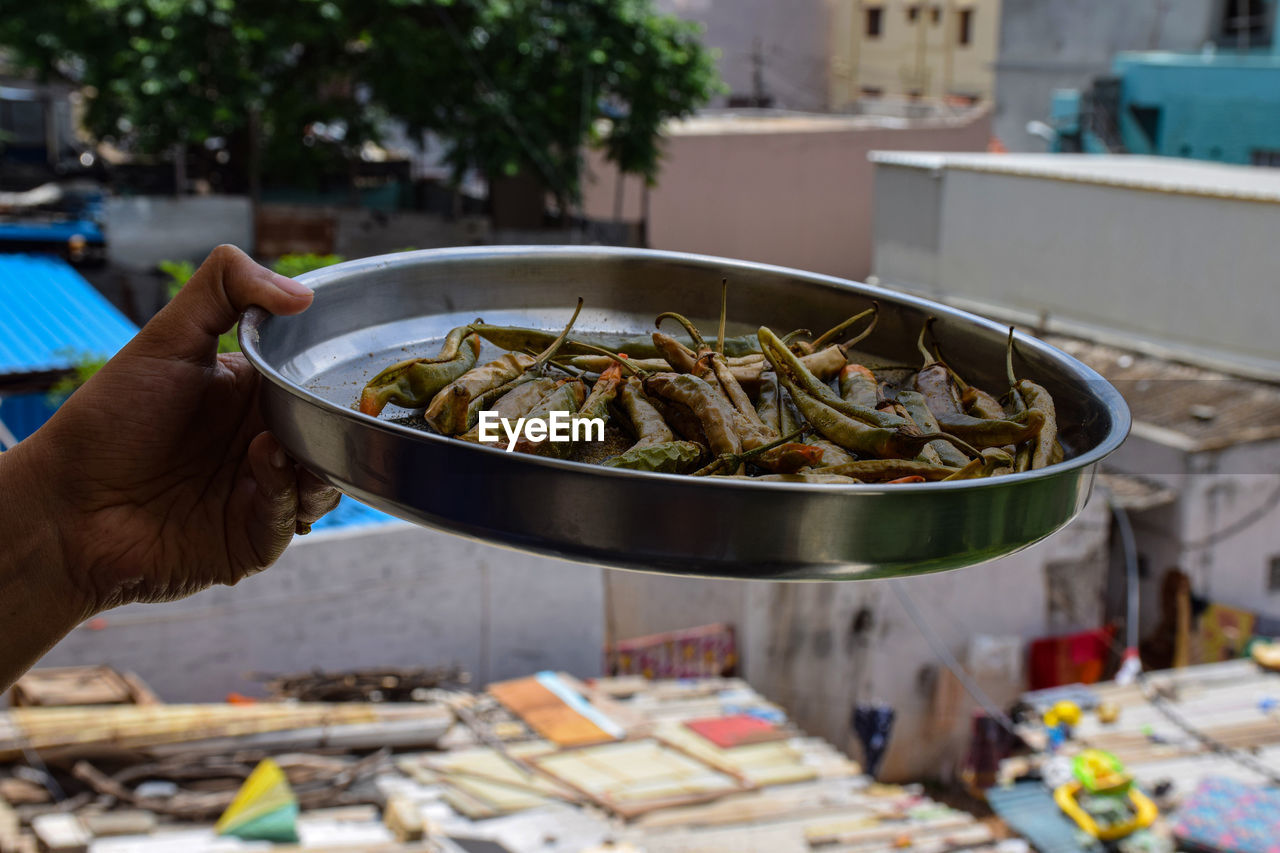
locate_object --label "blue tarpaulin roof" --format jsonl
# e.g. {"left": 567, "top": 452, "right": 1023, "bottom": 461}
{"left": 0, "top": 253, "right": 138, "bottom": 378}
{"left": 0, "top": 219, "right": 105, "bottom": 245}
{"left": 0, "top": 254, "right": 398, "bottom": 532}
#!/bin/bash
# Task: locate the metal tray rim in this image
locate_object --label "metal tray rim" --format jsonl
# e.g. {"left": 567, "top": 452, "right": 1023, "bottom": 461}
{"left": 239, "top": 245, "right": 1131, "bottom": 495}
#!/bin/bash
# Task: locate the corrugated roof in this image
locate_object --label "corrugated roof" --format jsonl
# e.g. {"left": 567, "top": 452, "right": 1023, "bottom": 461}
{"left": 869, "top": 152, "right": 1280, "bottom": 204}
{"left": 1045, "top": 334, "right": 1280, "bottom": 452}
{"left": 0, "top": 253, "right": 138, "bottom": 379}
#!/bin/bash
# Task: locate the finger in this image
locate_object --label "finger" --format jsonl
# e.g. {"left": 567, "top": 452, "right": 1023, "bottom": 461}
{"left": 130, "top": 245, "right": 313, "bottom": 364}
{"left": 225, "top": 431, "right": 299, "bottom": 580}
{"left": 296, "top": 467, "right": 341, "bottom": 529}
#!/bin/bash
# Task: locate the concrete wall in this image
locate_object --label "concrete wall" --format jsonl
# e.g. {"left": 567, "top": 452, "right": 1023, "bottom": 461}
{"left": 582, "top": 109, "right": 991, "bottom": 282}
{"left": 994, "top": 0, "right": 1217, "bottom": 151}
{"left": 104, "top": 195, "right": 254, "bottom": 271}
{"left": 36, "top": 524, "right": 605, "bottom": 701}
{"left": 605, "top": 497, "right": 1111, "bottom": 782}
{"left": 871, "top": 156, "right": 1280, "bottom": 377}
{"left": 655, "top": 0, "right": 831, "bottom": 110}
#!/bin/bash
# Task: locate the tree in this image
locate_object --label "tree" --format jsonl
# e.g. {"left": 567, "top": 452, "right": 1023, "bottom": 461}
{"left": 0, "top": 0, "right": 384, "bottom": 198}
{"left": 367, "top": 0, "right": 721, "bottom": 213}
{"left": 0, "top": 0, "right": 720, "bottom": 209}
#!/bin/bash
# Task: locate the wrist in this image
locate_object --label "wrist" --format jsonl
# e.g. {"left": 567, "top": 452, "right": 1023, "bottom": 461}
{"left": 0, "top": 437, "right": 95, "bottom": 625}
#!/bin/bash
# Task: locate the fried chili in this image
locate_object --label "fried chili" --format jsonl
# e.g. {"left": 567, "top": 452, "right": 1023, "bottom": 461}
{"left": 643, "top": 373, "right": 743, "bottom": 457}
{"left": 359, "top": 327, "right": 482, "bottom": 416}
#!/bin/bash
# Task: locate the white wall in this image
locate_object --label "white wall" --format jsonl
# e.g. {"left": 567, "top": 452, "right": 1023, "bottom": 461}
{"left": 605, "top": 496, "right": 1111, "bottom": 781}
{"left": 37, "top": 523, "right": 605, "bottom": 701}
{"left": 872, "top": 157, "right": 1280, "bottom": 378}
{"left": 583, "top": 110, "right": 991, "bottom": 281}
{"left": 104, "top": 196, "right": 254, "bottom": 270}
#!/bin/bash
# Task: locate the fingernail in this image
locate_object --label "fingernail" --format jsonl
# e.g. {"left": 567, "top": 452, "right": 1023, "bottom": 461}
{"left": 271, "top": 273, "right": 312, "bottom": 297}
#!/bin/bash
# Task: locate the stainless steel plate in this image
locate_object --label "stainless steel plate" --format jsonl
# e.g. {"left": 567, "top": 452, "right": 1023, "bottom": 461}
{"left": 240, "top": 246, "right": 1130, "bottom": 580}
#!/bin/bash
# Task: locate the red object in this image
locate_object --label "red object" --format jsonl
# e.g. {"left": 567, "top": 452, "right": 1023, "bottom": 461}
{"left": 684, "top": 714, "right": 782, "bottom": 749}
{"left": 1027, "top": 627, "right": 1115, "bottom": 690}
{"left": 604, "top": 623, "right": 737, "bottom": 679}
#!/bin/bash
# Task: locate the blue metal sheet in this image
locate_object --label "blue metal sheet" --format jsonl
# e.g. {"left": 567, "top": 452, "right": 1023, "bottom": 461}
{"left": 0, "top": 219, "right": 105, "bottom": 245}
{"left": 310, "top": 495, "right": 401, "bottom": 533}
{"left": 985, "top": 782, "right": 1101, "bottom": 853}
{"left": 0, "top": 253, "right": 138, "bottom": 378}
{"left": 0, "top": 392, "right": 59, "bottom": 444}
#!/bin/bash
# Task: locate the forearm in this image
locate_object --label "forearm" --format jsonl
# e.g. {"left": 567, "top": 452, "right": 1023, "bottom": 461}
{"left": 0, "top": 438, "right": 90, "bottom": 693}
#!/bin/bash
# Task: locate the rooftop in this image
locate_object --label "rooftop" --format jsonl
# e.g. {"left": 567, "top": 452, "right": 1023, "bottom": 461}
{"left": 1046, "top": 334, "right": 1280, "bottom": 452}
{"left": 869, "top": 152, "right": 1280, "bottom": 205}
{"left": 0, "top": 254, "right": 138, "bottom": 383}
{"left": 668, "top": 105, "right": 987, "bottom": 136}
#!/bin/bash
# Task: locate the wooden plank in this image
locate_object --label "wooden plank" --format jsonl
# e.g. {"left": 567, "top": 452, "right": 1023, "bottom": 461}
{"left": 11, "top": 667, "right": 135, "bottom": 708}
{"left": 488, "top": 678, "right": 613, "bottom": 748}
{"left": 29, "top": 814, "right": 89, "bottom": 853}
{"left": 384, "top": 795, "right": 424, "bottom": 842}
{"left": 531, "top": 737, "right": 751, "bottom": 819}
{"left": 80, "top": 811, "right": 157, "bottom": 838}
{"left": 0, "top": 801, "right": 20, "bottom": 853}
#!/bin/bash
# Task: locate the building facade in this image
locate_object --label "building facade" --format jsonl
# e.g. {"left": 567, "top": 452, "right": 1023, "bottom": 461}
{"left": 829, "top": 0, "right": 1003, "bottom": 108}
{"left": 993, "top": 0, "right": 1219, "bottom": 152}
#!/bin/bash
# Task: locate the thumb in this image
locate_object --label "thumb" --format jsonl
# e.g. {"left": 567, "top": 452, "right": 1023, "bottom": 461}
{"left": 129, "top": 245, "right": 313, "bottom": 363}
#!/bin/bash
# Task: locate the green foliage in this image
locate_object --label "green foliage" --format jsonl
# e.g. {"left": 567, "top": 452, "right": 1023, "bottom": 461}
{"left": 47, "top": 354, "right": 108, "bottom": 404}
{"left": 271, "top": 253, "right": 343, "bottom": 279}
{"left": 158, "top": 259, "right": 197, "bottom": 300}
{"left": 368, "top": 0, "right": 722, "bottom": 203}
{"left": 0, "top": 0, "right": 720, "bottom": 202}
{"left": 0, "top": 0, "right": 386, "bottom": 186}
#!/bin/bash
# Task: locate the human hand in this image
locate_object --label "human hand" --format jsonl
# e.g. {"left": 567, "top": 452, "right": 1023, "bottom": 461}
{"left": 15, "top": 245, "right": 340, "bottom": 615}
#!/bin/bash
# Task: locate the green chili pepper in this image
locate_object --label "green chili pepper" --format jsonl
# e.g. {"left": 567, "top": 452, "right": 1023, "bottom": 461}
{"left": 781, "top": 374, "right": 932, "bottom": 459}
{"left": 713, "top": 473, "right": 863, "bottom": 484}
{"left": 943, "top": 448, "right": 1014, "bottom": 480}
{"left": 510, "top": 380, "right": 588, "bottom": 455}
{"left": 759, "top": 327, "right": 910, "bottom": 431}
{"left": 644, "top": 373, "right": 742, "bottom": 457}
{"left": 933, "top": 408, "right": 1046, "bottom": 449}
{"left": 427, "top": 299, "right": 584, "bottom": 434}
{"left": 805, "top": 437, "right": 856, "bottom": 467}
{"left": 795, "top": 305, "right": 878, "bottom": 354}
{"left": 838, "top": 364, "right": 880, "bottom": 410}
{"left": 1015, "top": 379, "right": 1059, "bottom": 469}
{"left": 814, "top": 459, "right": 960, "bottom": 482}
{"left": 616, "top": 376, "right": 674, "bottom": 448}
{"left": 896, "top": 390, "right": 968, "bottom": 467}
{"left": 472, "top": 325, "right": 760, "bottom": 360}
{"left": 359, "top": 327, "right": 482, "bottom": 416}
{"left": 458, "top": 377, "right": 558, "bottom": 442}
{"left": 756, "top": 371, "right": 786, "bottom": 435}
{"left": 604, "top": 440, "right": 705, "bottom": 473}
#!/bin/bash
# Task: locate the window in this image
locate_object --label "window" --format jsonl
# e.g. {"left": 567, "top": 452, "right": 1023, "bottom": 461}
{"left": 1253, "top": 149, "right": 1280, "bottom": 167}
{"left": 1269, "top": 556, "right": 1280, "bottom": 591}
{"left": 932, "top": 6, "right": 942, "bottom": 24}
{"left": 907, "top": 5, "right": 920, "bottom": 23}
{"left": 866, "top": 7, "right": 883, "bottom": 37}
{"left": 860, "top": 86, "right": 884, "bottom": 98}
{"left": 1222, "top": 0, "right": 1272, "bottom": 47}
{"left": 958, "top": 8, "right": 974, "bottom": 45}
